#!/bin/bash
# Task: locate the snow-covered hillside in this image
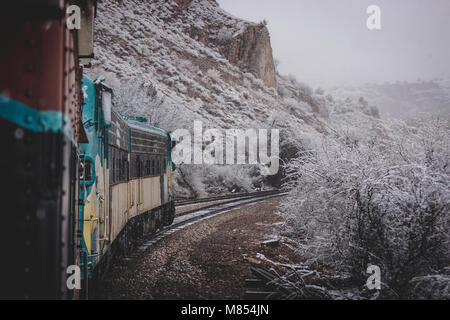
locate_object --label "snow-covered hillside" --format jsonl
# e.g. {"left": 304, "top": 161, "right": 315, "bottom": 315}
{"left": 329, "top": 79, "right": 450, "bottom": 119}
{"left": 88, "top": 0, "right": 324, "bottom": 132}
{"left": 86, "top": 0, "right": 384, "bottom": 196}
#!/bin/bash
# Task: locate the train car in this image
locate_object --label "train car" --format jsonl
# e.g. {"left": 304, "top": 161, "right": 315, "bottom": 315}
{"left": 79, "top": 76, "right": 176, "bottom": 295}
{"left": 0, "top": 0, "right": 96, "bottom": 299}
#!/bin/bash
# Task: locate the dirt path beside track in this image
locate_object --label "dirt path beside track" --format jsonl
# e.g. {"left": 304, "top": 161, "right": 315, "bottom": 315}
{"left": 97, "top": 197, "right": 305, "bottom": 300}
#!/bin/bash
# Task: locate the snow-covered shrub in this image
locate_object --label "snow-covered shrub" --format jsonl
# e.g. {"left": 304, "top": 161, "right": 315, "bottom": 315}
{"left": 285, "top": 74, "right": 313, "bottom": 97}
{"left": 286, "top": 74, "right": 298, "bottom": 85}
{"left": 285, "top": 98, "right": 311, "bottom": 114}
{"left": 206, "top": 68, "right": 222, "bottom": 82}
{"left": 216, "top": 26, "right": 233, "bottom": 43}
{"left": 281, "top": 116, "right": 450, "bottom": 298}
{"left": 298, "top": 101, "right": 313, "bottom": 113}
{"left": 277, "top": 85, "right": 291, "bottom": 99}
{"left": 201, "top": 165, "right": 261, "bottom": 194}
{"left": 315, "top": 87, "right": 325, "bottom": 95}
{"left": 253, "top": 78, "right": 266, "bottom": 89}
{"left": 369, "top": 105, "right": 380, "bottom": 118}
{"left": 175, "top": 164, "right": 206, "bottom": 198}
{"left": 312, "top": 96, "right": 329, "bottom": 118}
{"left": 175, "top": 164, "right": 262, "bottom": 197}
{"left": 408, "top": 273, "right": 450, "bottom": 300}
{"left": 264, "top": 127, "right": 312, "bottom": 188}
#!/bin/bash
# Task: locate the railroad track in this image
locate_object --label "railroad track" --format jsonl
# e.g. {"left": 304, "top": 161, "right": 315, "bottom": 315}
{"left": 175, "top": 190, "right": 282, "bottom": 218}
{"left": 175, "top": 190, "right": 280, "bottom": 207}
{"left": 122, "top": 191, "right": 287, "bottom": 262}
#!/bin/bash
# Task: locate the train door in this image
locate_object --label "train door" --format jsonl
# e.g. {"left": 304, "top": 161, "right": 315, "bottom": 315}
{"left": 161, "top": 156, "right": 167, "bottom": 204}
{"left": 138, "top": 156, "right": 143, "bottom": 208}
{"left": 128, "top": 154, "right": 139, "bottom": 217}
{"left": 97, "top": 88, "right": 111, "bottom": 254}
{"left": 127, "top": 166, "right": 133, "bottom": 215}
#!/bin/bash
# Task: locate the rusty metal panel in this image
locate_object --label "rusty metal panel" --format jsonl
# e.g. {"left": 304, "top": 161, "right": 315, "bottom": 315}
{"left": 63, "top": 22, "right": 82, "bottom": 143}
{"left": 0, "top": 10, "right": 83, "bottom": 144}
{"left": 0, "top": 20, "right": 63, "bottom": 112}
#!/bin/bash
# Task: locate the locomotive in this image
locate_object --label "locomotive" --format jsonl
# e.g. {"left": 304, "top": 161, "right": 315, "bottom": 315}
{"left": 0, "top": 0, "right": 175, "bottom": 299}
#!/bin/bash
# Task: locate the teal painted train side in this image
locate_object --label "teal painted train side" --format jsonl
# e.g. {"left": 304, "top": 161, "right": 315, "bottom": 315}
{"left": 78, "top": 77, "right": 108, "bottom": 286}
{"left": 79, "top": 76, "right": 176, "bottom": 294}
{"left": 0, "top": 0, "right": 96, "bottom": 300}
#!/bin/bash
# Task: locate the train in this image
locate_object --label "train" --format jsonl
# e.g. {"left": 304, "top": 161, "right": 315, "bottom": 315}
{"left": 79, "top": 76, "right": 176, "bottom": 296}
{"left": 0, "top": 0, "right": 176, "bottom": 299}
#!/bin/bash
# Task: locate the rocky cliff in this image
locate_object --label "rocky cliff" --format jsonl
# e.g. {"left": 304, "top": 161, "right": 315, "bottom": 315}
{"left": 219, "top": 23, "right": 277, "bottom": 88}
{"left": 174, "top": 0, "right": 277, "bottom": 88}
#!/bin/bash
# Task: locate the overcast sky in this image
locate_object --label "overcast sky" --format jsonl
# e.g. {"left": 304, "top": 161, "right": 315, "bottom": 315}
{"left": 218, "top": 0, "right": 450, "bottom": 88}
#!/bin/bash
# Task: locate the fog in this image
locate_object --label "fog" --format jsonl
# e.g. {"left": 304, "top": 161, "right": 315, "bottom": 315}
{"left": 218, "top": 0, "right": 450, "bottom": 88}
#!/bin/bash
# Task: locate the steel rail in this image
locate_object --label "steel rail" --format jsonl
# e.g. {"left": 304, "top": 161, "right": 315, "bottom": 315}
{"left": 122, "top": 192, "right": 288, "bottom": 261}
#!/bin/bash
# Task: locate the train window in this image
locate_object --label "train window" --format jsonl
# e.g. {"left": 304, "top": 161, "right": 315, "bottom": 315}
{"left": 115, "top": 157, "right": 119, "bottom": 182}
{"left": 134, "top": 157, "right": 138, "bottom": 178}
{"left": 127, "top": 157, "right": 129, "bottom": 180}
{"left": 79, "top": 158, "right": 92, "bottom": 182}
{"left": 112, "top": 152, "right": 116, "bottom": 183}
{"left": 102, "top": 90, "right": 112, "bottom": 126}
{"left": 117, "top": 157, "right": 121, "bottom": 182}
{"left": 136, "top": 156, "right": 141, "bottom": 177}
{"left": 151, "top": 158, "right": 155, "bottom": 175}
{"left": 130, "top": 154, "right": 136, "bottom": 178}
{"left": 121, "top": 155, "right": 124, "bottom": 181}
{"left": 86, "top": 160, "right": 92, "bottom": 182}
{"left": 117, "top": 158, "right": 121, "bottom": 182}
{"left": 79, "top": 161, "right": 85, "bottom": 180}
{"left": 145, "top": 159, "right": 150, "bottom": 176}
{"left": 121, "top": 156, "right": 127, "bottom": 181}
{"left": 110, "top": 147, "right": 129, "bottom": 184}
{"left": 114, "top": 157, "right": 117, "bottom": 183}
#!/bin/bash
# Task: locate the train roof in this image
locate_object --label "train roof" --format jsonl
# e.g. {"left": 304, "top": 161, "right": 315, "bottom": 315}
{"left": 124, "top": 116, "right": 169, "bottom": 138}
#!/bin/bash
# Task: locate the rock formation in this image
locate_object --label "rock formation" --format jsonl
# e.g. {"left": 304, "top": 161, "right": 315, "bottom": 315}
{"left": 219, "top": 23, "right": 277, "bottom": 88}
{"left": 175, "top": 0, "right": 277, "bottom": 88}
